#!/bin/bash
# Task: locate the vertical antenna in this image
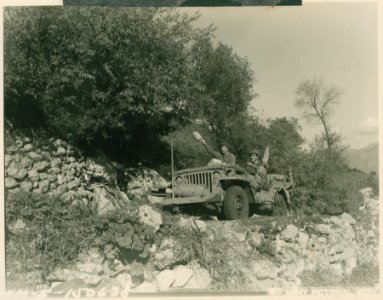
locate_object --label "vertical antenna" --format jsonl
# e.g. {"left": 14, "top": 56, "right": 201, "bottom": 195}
{"left": 171, "top": 139, "right": 175, "bottom": 199}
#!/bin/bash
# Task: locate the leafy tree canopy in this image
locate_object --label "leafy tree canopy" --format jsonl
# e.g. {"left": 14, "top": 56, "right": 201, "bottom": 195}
{"left": 4, "top": 7, "right": 212, "bottom": 163}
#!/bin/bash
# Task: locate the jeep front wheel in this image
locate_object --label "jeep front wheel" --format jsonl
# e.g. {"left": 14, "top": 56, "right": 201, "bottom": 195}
{"left": 223, "top": 186, "right": 249, "bottom": 220}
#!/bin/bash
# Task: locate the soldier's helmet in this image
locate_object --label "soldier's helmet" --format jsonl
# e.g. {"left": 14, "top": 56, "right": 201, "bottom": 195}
{"left": 220, "top": 142, "right": 231, "bottom": 150}
{"left": 249, "top": 148, "right": 261, "bottom": 158}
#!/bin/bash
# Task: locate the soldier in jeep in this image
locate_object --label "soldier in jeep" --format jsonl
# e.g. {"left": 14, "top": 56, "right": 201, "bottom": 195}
{"left": 194, "top": 132, "right": 236, "bottom": 165}
{"left": 246, "top": 148, "right": 268, "bottom": 192}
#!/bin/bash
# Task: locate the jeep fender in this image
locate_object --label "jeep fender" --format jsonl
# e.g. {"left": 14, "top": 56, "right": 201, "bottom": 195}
{"left": 218, "top": 178, "right": 251, "bottom": 191}
{"left": 278, "top": 187, "right": 291, "bottom": 206}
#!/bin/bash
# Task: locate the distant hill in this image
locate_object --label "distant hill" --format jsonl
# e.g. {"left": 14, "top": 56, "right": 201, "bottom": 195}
{"left": 343, "top": 143, "right": 379, "bottom": 174}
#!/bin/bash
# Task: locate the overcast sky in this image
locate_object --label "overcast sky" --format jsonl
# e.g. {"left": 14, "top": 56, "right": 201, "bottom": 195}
{"left": 182, "top": 2, "right": 379, "bottom": 149}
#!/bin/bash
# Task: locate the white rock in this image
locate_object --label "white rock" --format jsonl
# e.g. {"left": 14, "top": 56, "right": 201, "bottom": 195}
{"left": 93, "top": 186, "right": 116, "bottom": 215}
{"left": 281, "top": 224, "right": 299, "bottom": 241}
{"left": 5, "top": 177, "right": 19, "bottom": 189}
{"left": 296, "top": 231, "right": 309, "bottom": 249}
{"left": 154, "top": 270, "right": 176, "bottom": 291}
{"left": 7, "top": 163, "right": 28, "bottom": 181}
{"left": 329, "top": 216, "right": 344, "bottom": 227}
{"left": 154, "top": 249, "right": 174, "bottom": 269}
{"left": 56, "top": 146, "right": 66, "bottom": 156}
{"left": 20, "top": 156, "right": 33, "bottom": 169}
{"left": 315, "top": 224, "right": 332, "bottom": 235}
{"left": 115, "top": 272, "right": 132, "bottom": 290}
{"left": 5, "top": 154, "right": 13, "bottom": 167}
{"left": 172, "top": 265, "right": 194, "bottom": 288}
{"left": 194, "top": 220, "right": 207, "bottom": 233}
{"left": 34, "top": 161, "right": 50, "bottom": 172}
{"left": 28, "top": 152, "right": 43, "bottom": 162}
{"left": 138, "top": 205, "right": 162, "bottom": 232}
{"left": 12, "top": 219, "right": 27, "bottom": 233}
{"left": 132, "top": 282, "right": 157, "bottom": 293}
{"left": 39, "top": 180, "right": 50, "bottom": 193}
{"left": 28, "top": 169, "right": 40, "bottom": 181}
{"left": 51, "top": 158, "right": 63, "bottom": 168}
{"left": 341, "top": 213, "right": 356, "bottom": 225}
{"left": 178, "top": 217, "right": 193, "bottom": 228}
{"left": 20, "top": 143, "right": 33, "bottom": 152}
{"left": 20, "top": 181, "right": 33, "bottom": 192}
{"left": 148, "top": 195, "right": 163, "bottom": 204}
{"left": 253, "top": 260, "right": 279, "bottom": 279}
{"left": 183, "top": 263, "right": 211, "bottom": 289}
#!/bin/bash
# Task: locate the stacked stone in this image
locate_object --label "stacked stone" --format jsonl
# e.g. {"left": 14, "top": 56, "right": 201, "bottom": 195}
{"left": 4, "top": 135, "right": 111, "bottom": 205}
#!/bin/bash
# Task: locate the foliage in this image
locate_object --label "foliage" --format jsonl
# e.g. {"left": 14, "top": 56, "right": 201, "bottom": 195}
{"left": 342, "top": 263, "right": 379, "bottom": 287}
{"left": 299, "top": 267, "right": 343, "bottom": 287}
{"left": 162, "top": 124, "right": 216, "bottom": 169}
{"left": 5, "top": 191, "right": 158, "bottom": 290}
{"left": 192, "top": 42, "right": 256, "bottom": 144}
{"left": 5, "top": 192, "right": 96, "bottom": 289}
{"left": 4, "top": 7, "right": 212, "bottom": 165}
{"left": 162, "top": 116, "right": 304, "bottom": 171}
{"left": 291, "top": 145, "right": 372, "bottom": 216}
{"left": 295, "top": 78, "right": 343, "bottom": 150}
{"left": 92, "top": 209, "right": 156, "bottom": 262}
{"left": 300, "top": 263, "right": 379, "bottom": 287}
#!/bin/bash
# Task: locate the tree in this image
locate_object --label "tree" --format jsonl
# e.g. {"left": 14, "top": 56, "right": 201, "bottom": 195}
{"left": 192, "top": 42, "right": 256, "bottom": 148}
{"left": 4, "top": 7, "right": 212, "bottom": 164}
{"left": 295, "top": 78, "right": 342, "bottom": 150}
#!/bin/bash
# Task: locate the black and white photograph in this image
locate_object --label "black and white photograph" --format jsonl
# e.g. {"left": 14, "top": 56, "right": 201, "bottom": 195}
{"left": 1, "top": 0, "right": 380, "bottom": 297}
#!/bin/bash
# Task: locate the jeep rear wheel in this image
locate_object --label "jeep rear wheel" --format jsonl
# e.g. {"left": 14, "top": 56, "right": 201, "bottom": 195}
{"left": 223, "top": 186, "right": 249, "bottom": 220}
{"left": 272, "top": 193, "right": 288, "bottom": 216}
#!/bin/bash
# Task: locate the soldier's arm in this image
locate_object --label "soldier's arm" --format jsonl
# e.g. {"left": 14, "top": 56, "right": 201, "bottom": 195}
{"left": 202, "top": 143, "right": 223, "bottom": 160}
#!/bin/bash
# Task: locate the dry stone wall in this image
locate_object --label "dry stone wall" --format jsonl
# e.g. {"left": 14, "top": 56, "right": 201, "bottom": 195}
{"left": 4, "top": 131, "right": 166, "bottom": 215}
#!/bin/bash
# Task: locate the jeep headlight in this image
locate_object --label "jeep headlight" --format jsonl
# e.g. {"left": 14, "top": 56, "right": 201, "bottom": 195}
{"left": 175, "top": 176, "right": 183, "bottom": 184}
{"left": 213, "top": 172, "right": 221, "bottom": 180}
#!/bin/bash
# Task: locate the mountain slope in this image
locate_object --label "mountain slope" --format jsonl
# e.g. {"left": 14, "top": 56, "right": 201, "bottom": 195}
{"left": 343, "top": 143, "right": 379, "bottom": 174}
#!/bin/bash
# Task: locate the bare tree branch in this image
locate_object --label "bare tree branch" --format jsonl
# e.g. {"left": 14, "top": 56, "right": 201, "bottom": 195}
{"left": 294, "top": 78, "right": 342, "bottom": 150}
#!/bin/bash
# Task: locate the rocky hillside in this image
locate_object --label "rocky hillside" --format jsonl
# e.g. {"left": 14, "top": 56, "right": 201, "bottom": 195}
{"left": 4, "top": 130, "right": 379, "bottom": 295}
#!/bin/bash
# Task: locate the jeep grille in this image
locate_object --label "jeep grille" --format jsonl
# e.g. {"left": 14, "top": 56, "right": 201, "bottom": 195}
{"left": 183, "top": 172, "right": 213, "bottom": 193}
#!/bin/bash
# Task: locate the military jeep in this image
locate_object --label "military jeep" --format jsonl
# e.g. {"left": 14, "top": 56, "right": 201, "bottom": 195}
{"left": 151, "top": 164, "right": 294, "bottom": 220}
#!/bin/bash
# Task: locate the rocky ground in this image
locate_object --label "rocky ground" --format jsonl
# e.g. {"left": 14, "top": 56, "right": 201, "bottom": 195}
{"left": 4, "top": 130, "right": 380, "bottom": 296}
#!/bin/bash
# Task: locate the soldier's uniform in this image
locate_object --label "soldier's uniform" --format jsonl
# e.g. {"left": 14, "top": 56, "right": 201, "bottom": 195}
{"left": 246, "top": 149, "right": 268, "bottom": 191}
{"left": 202, "top": 142, "right": 236, "bottom": 165}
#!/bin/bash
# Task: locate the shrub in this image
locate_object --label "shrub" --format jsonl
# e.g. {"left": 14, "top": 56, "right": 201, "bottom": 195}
{"left": 5, "top": 191, "right": 96, "bottom": 290}
{"left": 5, "top": 191, "right": 158, "bottom": 290}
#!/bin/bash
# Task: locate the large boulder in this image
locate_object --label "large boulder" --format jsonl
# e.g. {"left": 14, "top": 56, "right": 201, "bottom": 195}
{"left": 182, "top": 262, "right": 212, "bottom": 289}
{"left": 171, "top": 265, "right": 194, "bottom": 288}
{"left": 93, "top": 185, "right": 131, "bottom": 216}
{"left": 154, "top": 270, "right": 176, "bottom": 291}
